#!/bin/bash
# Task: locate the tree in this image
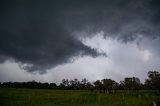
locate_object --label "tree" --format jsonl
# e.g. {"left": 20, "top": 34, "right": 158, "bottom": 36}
{"left": 81, "top": 78, "right": 88, "bottom": 85}
{"left": 49, "top": 83, "right": 57, "bottom": 89}
{"left": 101, "top": 79, "right": 118, "bottom": 93}
{"left": 123, "top": 77, "right": 141, "bottom": 90}
{"left": 93, "top": 80, "right": 103, "bottom": 91}
{"left": 61, "top": 79, "right": 69, "bottom": 88}
{"left": 80, "top": 78, "right": 89, "bottom": 90}
{"left": 119, "top": 81, "right": 125, "bottom": 90}
{"left": 69, "top": 79, "right": 80, "bottom": 90}
{"left": 148, "top": 71, "right": 160, "bottom": 79}
{"left": 145, "top": 71, "right": 160, "bottom": 91}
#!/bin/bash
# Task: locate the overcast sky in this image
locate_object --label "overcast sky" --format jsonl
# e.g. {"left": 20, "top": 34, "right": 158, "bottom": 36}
{"left": 0, "top": 0, "right": 160, "bottom": 84}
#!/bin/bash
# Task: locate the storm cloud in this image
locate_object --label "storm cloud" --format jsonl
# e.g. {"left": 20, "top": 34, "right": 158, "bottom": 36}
{"left": 0, "top": 0, "right": 160, "bottom": 73}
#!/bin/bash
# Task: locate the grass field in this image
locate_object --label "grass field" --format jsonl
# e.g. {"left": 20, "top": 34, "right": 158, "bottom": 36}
{"left": 0, "top": 88, "right": 160, "bottom": 106}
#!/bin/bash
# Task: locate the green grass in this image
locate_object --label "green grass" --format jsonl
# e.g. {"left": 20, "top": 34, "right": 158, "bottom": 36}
{"left": 0, "top": 88, "right": 160, "bottom": 106}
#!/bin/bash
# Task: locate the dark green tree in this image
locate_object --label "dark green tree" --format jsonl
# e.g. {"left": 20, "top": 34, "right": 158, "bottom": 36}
{"left": 145, "top": 71, "right": 160, "bottom": 91}
{"left": 93, "top": 80, "right": 103, "bottom": 91}
{"left": 101, "top": 79, "right": 118, "bottom": 93}
{"left": 123, "top": 77, "right": 141, "bottom": 90}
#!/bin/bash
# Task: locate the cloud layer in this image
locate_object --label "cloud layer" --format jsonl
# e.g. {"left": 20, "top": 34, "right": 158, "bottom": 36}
{"left": 0, "top": 0, "right": 160, "bottom": 73}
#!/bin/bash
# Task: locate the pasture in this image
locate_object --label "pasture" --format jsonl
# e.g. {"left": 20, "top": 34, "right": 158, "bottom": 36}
{"left": 0, "top": 88, "right": 160, "bottom": 106}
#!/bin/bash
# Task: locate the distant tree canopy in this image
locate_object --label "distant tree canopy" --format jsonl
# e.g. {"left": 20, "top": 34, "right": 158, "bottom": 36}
{"left": 144, "top": 71, "right": 160, "bottom": 91}
{"left": 0, "top": 71, "right": 160, "bottom": 92}
{"left": 123, "top": 77, "right": 141, "bottom": 90}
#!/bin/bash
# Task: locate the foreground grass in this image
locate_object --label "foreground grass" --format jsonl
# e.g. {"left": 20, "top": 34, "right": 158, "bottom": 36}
{"left": 0, "top": 88, "right": 160, "bottom": 106}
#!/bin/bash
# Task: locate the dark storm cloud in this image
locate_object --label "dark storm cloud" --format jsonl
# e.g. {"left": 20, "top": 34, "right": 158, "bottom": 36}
{"left": 62, "top": 0, "right": 160, "bottom": 39}
{"left": 0, "top": 0, "right": 160, "bottom": 73}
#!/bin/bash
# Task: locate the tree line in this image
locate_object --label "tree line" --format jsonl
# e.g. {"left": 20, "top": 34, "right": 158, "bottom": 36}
{"left": 0, "top": 71, "right": 160, "bottom": 92}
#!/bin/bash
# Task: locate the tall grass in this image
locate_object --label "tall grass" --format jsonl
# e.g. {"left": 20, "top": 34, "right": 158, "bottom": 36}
{"left": 0, "top": 88, "right": 159, "bottom": 106}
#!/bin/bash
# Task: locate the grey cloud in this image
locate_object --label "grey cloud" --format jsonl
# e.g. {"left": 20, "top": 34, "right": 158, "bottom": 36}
{"left": 63, "top": 0, "right": 160, "bottom": 39}
{"left": 0, "top": 0, "right": 160, "bottom": 73}
{"left": 0, "top": 0, "right": 102, "bottom": 73}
